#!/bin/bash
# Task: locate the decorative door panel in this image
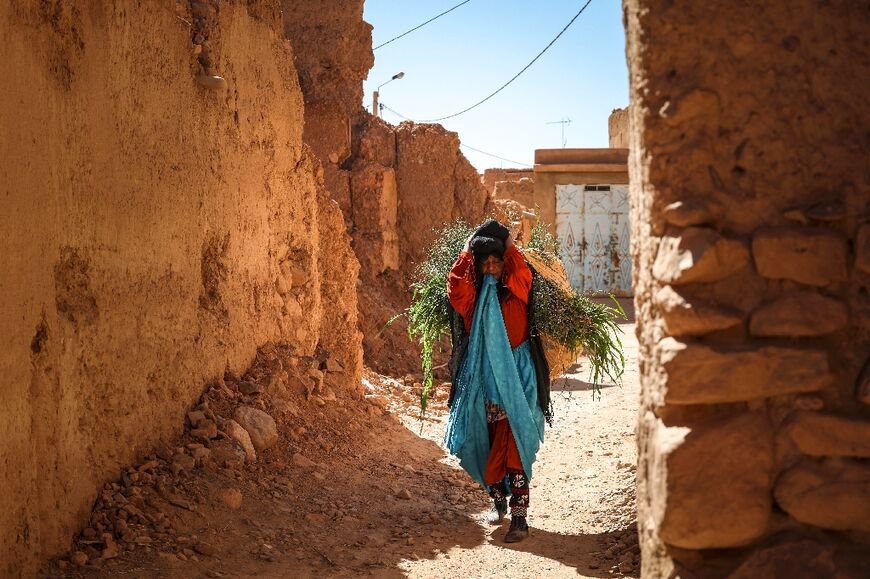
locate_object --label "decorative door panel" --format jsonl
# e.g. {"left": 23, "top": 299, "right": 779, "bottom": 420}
{"left": 555, "top": 184, "right": 632, "bottom": 296}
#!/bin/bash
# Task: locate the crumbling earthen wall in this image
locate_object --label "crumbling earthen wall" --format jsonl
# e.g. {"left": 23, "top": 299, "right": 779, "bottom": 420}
{"left": 609, "top": 107, "right": 630, "bottom": 149}
{"left": 491, "top": 178, "right": 536, "bottom": 212}
{"left": 281, "top": 0, "right": 373, "bottom": 226}
{"left": 0, "top": 1, "right": 360, "bottom": 575}
{"left": 351, "top": 118, "right": 490, "bottom": 375}
{"left": 625, "top": 0, "right": 870, "bottom": 576}
{"left": 482, "top": 168, "right": 535, "bottom": 196}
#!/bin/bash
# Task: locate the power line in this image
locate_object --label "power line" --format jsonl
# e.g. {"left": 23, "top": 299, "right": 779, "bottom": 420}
{"left": 379, "top": 103, "right": 412, "bottom": 121}
{"left": 460, "top": 144, "right": 532, "bottom": 168}
{"left": 413, "top": 0, "right": 594, "bottom": 123}
{"left": 379, "top": 103, "right": 532, "bottom": 168}
{"left": 374, "top": 0, "right": 473, "bottom": 51}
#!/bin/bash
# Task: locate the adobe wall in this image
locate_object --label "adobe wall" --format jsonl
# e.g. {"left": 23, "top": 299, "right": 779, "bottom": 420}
{"left": 609, "top": 107, "right": 630, "bottom": 149}
{"left": 492, "top": 178, "right": 536, "bottom": 213}
{"left": 625, "top": 0, "right": 870, "bottom": 576}
{"left": 282, "top": 0, "right": 373, "bottom": 226}
{"left": 351, "top": 118, "right": 489, "bottom": 375}
{"left": 482, "top": 168, "right": 535, "bottom": 195}
{"left": 0, "top": 1, "right": 360, "bottom": 575}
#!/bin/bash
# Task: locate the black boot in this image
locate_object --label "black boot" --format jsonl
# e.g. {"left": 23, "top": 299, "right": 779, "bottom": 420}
{"left": 503, "top": 516, "right": 529, "bottom": 543}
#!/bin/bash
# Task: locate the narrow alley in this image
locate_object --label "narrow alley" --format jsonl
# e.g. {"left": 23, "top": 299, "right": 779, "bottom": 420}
{"left": 56, "top": 309, "right": 638, "bottom": 578}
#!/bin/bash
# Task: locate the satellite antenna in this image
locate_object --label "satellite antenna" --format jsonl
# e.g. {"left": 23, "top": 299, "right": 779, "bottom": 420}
{"left": 546, "top": 117, "right": 572, "bottom": 148}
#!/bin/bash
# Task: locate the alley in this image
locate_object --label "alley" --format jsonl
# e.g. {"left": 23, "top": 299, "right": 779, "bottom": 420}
{"left": 58, "top": 311, "right": 638, "bottom": 579}
{"left": 400, "top": 307, "right": 639, "bottom": 578}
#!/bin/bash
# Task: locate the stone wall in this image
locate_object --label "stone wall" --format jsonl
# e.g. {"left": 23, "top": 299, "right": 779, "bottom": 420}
{"left": 0, "top": 1, "right": 360, "bottom": 575}
{"left": 625, "top": 0, "right": 870, "bottom": 576}
{"left": 609, "top": 107, "right": 630, "bottom": 149}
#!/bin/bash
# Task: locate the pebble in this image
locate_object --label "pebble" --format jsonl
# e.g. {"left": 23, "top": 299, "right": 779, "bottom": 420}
{"left": 218, "top": 487, "right": 243, "bottom": 510}
{"left": 191, "top": 420, "right": 218, "bottom": 441}
{"left": 196, "top": 75, "right": 227, "bottom": 91}
{"left": 239, "top": 381, "right": 263, "bottom": 395}
{"left": 292, "top": 452, "right": 316, "bottom": 469}
{"left": 100, "top": 534, "right": 119, "bottom": 559}
{"left": 171, "top": 453, "right": 196, "bottom": 476}
{"left": 71, "top": 551, "right": 88, "bottom": 566}
{"left": 187, "top": 410, "right": 207, "bottom": 426}
{"left": 396, "top": 488, "right": 412, "bottom": 500}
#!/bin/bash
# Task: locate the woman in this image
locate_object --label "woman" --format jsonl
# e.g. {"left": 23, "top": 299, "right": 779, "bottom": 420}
{"left": 444, "top": 219, "right": 546, "bottom": 543}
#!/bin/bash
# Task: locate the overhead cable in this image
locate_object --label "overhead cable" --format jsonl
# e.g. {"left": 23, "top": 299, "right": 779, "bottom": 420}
{"left": 380, "top": 103, "right": 534, "bottom": 167}
{"left": 412, "top": 0, "right": 594, "bottom": 123}
{"left": 374, "top": 0, "right": 473, "bottom": 51}
{"left": 379, "top": 103, "right": 532, "bottom": 168}
{"left": 460, "top": 144, "right": 532, "bottom": 168}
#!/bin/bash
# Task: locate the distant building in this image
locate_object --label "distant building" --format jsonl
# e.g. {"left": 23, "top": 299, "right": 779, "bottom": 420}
{"left": 533, "top": 148, "right": 631, "bottom": 296}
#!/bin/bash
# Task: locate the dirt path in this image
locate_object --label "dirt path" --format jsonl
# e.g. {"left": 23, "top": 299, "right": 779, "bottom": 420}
{"left": 399, "top": 313, "right": 640, "bottom": 578}
{"left": 51, "top": 314, "right": 638, "bottom": 579}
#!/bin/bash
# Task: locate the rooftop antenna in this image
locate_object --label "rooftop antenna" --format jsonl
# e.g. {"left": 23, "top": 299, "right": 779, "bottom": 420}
{"left": 546, "top": 117, "right": 572, "bottom": 148}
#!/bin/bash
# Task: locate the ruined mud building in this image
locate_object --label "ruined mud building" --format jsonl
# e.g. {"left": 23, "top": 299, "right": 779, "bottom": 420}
{"left": 0, "top": 0, "right": 868, "bottom": 576}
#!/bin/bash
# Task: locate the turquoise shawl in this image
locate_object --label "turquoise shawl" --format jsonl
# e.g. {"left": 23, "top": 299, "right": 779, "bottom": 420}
{"left": 444, "top": 275, "right": 545, "bottom": 487}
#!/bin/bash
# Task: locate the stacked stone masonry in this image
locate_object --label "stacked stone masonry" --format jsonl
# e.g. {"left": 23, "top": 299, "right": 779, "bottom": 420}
{"left": 625, "top": 0, "right": 870, "bottom": 577}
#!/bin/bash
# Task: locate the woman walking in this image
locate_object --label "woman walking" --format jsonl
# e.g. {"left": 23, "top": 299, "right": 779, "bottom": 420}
{"left": 444, "top": 220, "right": 546, "bottom": 543}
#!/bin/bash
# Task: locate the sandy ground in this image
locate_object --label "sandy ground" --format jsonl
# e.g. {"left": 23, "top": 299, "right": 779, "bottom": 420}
{"left": 399, "top": 312, "right": 640, "bottom": 578}
{"left": 49, "top": 309, "right": 639, "bottom": 579}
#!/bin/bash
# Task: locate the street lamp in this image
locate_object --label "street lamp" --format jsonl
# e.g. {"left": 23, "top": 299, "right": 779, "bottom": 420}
{"left": 373, "top": 72, "right": 405, "bottom": 118}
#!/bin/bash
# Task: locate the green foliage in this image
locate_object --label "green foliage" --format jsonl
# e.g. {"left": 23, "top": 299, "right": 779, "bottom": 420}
{"left": 531, "top": 279, "right": 626, "bottom": 396}
{"left": 406, "top": 220, "right": 474, "bottom": 414}
{"left": 406, "top": 217, "right": 626, "bottom": 414}
{"left": 526, "top": 219, "right": 561, "bottom": 261}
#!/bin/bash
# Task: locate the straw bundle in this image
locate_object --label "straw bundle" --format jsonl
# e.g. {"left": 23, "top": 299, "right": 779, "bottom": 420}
{"left": 523, "top": 249, "right": 582, "bottom": 376}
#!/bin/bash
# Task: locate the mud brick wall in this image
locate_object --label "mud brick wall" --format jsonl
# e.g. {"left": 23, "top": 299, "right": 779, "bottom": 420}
{"left": 282, "top": 0, "right": 373, "bottom": 226}
{"left": 624, "top": 0, "right": 870, "bottom": 576}
{"left": 0, "top": 1, "right": 361, "bottom": 575}
{"left": 609, "top": 107, "right": 630, "bottom": 149}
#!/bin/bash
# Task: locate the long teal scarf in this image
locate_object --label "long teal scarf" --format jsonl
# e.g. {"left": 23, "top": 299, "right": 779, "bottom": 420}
{"left": 444, "top": 275, "right": 545, "bottom": 487}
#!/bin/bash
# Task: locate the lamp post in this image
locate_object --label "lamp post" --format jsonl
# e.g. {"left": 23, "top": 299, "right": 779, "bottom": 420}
{"left": 373, "top": 72, "right": 405, "bottom": 118}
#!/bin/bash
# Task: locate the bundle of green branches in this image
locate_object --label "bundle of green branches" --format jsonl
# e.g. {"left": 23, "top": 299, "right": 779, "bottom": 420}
{"left": 407, "top": 219, "right": 625, "bottom": 413}
{"left": 526, "top": 221, "right": 626, "bottom": 393}
{"left": 406, "top": 220, "right": 474, "bottom": 414}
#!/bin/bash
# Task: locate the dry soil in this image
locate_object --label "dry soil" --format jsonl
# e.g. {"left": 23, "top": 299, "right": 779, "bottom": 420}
{"left": 48, "top": 308, "right": 639, "bottom": 579}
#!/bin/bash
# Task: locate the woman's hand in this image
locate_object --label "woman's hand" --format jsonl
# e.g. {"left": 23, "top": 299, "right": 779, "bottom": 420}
{"left": 462, "top": 233, "right": 473, "bottom": 252}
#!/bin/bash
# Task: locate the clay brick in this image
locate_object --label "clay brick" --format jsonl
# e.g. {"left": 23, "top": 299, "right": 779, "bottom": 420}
{"left": 662, "top": 199, "right": 723, "bottom": 228}
{"left": 749, "top": 291, "right": 848, "bottom": 337}
{"left": 774, "top": 459, "right": 870, "bottom": 532}
{"left": 785, "top": 412, "right": 870, "bottom": 457}
{"left": 752, "top": 227, "right": 848, "bottom": 286}
{"left": 659, "top": 413, "right": 773, "bottom": 549}
{"left": 653, "top": 227, "right": 749, "bottom": 285}
{"left": 658, "top": 338, "right": 830, "bottom": 404}
{"left": 655, "top": 285, "right": 743, "bottom": 336}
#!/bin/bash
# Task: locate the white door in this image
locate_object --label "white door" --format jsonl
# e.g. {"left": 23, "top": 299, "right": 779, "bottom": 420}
{"left": 555, "top": 184, "right": 632, "bottom": 296}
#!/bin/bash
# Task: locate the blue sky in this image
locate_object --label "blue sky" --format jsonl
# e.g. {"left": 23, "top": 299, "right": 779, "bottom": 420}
{"left": 362, "top": 0, "right": 629, "bottom": 171}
